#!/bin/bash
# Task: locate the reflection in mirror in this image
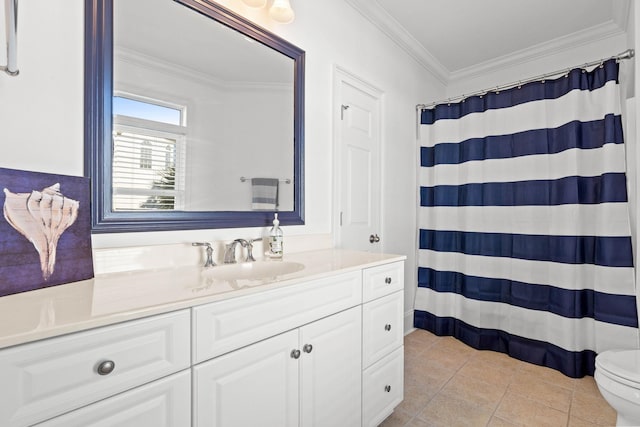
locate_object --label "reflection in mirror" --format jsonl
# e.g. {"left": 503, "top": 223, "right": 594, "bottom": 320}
{"left": 85, "top": 0, "right": 305, "bottom": 232}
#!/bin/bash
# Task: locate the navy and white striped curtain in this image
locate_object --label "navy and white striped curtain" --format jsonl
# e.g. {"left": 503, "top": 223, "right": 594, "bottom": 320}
{"left": 415, "top": 59, "right": 639, "bottom": 377}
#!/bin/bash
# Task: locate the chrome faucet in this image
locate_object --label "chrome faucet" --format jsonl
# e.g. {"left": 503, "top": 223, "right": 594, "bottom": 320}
{"left": 224, "top": 239, "right": 248, "bottom": 264}
{"left": 224, "top": 238, "right": 262, "bottom": 263}
{"left": 192, "top": 242, "right": 216, "bottom": 267}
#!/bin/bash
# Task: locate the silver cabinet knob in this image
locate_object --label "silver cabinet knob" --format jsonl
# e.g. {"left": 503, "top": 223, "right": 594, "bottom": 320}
{"left": 303, "top": 344, "right": 313, "bottom": 353}
{"left": 290, "top": 349, "right": 301, "bottom": 359}
{"left": 384, "top": 277, "right": 392, "bottom": 284}
{"left": 369, "top": 234, "right": 380, "bottom": 243}
{"left": 96, "top": 360, "right": 115, "bottom": 376}
{"left": 384, "top": 385, "right": 391, "bottom": 393}
{"left": 384, "top": 324, "right": 392, "bottom": 331}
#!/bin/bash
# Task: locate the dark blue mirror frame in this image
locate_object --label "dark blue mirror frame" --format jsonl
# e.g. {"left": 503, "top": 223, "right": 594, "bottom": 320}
{"left": 85, "top": 0, "right": 305, "bottom": 233}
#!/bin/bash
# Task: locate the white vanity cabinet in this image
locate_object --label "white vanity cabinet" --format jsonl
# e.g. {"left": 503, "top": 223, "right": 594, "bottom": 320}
{"left": 192, "top": 270, "right": 363, "bottom": 427}
{"left": 194, "top": 306, "right": 362, "bottom": 427}
{"left": 0, "top": 250, "right": 406, "bottom": 427}
{"left": 0, "top": 310, "right": 191, "bottom": 427}
{"left": 361, "top": 262, "right": 405, "bottom": 427}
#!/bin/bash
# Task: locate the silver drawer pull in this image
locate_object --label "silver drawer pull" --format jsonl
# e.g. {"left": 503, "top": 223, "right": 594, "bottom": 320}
{"left": 384, "top": 277, "right": 392, "bottom": 284}
{"left": 303, "top": 344, "right": 313, "bottom": 353}
{"left": 384, "top": 385, "right": 391, "bottom": 393}
{"left": 384, "top": 324, "right": 392, "bottom": 331}
{"left": 291, "top": 349, "right": 301, "bottom": 359}
{"left": 96, "top": 360, "right": 115, "bottom": 376}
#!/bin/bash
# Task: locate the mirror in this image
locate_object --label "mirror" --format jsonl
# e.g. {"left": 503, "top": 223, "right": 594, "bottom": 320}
{"left": 85, "top": 0, "right": 305, "bottom": 232}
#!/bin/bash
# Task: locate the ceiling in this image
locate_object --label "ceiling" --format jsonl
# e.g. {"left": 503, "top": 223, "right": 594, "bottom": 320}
{"left": 346, "top": 0, "right": 630, "bottom": 83}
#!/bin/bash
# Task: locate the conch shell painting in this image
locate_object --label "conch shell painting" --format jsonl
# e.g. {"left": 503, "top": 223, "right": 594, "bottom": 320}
{"left": 3, "top": 184, "right": 79, "bottom": 281}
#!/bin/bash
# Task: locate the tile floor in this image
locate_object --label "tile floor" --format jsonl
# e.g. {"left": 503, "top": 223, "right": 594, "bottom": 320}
{"left": 380, "top": 329, "right": 617, "bottom": 427}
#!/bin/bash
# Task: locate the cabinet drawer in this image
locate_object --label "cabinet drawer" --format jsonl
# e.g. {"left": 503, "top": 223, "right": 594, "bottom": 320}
{"left": 362, "top": 346, "right": 404, "bottom": 427}
{"left": 362, "top": 291, "right": 403, "bottom": 368}
{"left": 35, "top": 370, "right": 191, "bottom": 427}
{"left": 192, "top": 271, "right": 361, "bottom": 363}
{"left": 363, "top": 262, "right": 403, "bottom": 302}
{"left": 0, "top": 310, "right": 190, "bottom": 427}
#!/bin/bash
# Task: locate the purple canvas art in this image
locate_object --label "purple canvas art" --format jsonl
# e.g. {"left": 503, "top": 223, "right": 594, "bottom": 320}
{"left": 0, "top": 168, "right": 94, "bottom": 297}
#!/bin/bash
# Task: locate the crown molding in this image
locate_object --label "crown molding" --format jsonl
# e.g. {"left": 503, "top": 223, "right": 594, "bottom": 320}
{"left": 115, "top": 47, "right": 290, "bottom": 91}
{"left": 343, "top": 0, "right": 449, "bottom": 84}
{"left": 448, "top": 19, "right": 628, "bottom": 84}
{"left": 345, "top": 0, "right": 629, "bottom": 87}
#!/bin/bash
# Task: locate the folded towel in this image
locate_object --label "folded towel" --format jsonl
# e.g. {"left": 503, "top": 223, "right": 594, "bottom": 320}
{"left": 251, "top": 178, "right": 279, "bottom": 210}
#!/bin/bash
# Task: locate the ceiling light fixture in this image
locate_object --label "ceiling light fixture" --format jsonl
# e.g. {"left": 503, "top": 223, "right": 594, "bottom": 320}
{"left": 241, "top": 0, "right": 295, "bottom": 24}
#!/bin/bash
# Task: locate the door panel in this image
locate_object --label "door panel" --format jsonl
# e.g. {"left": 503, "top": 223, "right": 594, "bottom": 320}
{"left": 193, "top": 330, "right": 299, "bottom": 427}
{"left": 300, "top": 307, "right": 362, "bottom": 427}
{"left": 336, "top": 73, "right": 382, "bottom": 252}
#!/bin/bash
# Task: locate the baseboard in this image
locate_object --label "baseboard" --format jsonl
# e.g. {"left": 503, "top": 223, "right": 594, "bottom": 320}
{"left": 404, "top": 310, "right": 415, "bottom": 335}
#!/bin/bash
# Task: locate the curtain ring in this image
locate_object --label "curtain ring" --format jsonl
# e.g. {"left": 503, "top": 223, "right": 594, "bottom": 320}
{"left": 495, "top": 86, "right": 500, "bottom": 94}
{"left": 599, "top": 62, "right": 604, "bottom": 69}
{"left": 517, "top": 81, "right": 522, "bottom": 89}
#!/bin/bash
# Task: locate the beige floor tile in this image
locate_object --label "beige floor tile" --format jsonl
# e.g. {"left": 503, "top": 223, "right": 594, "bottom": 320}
{"left": 440, "top": 373, "right": 506, "bottom": 411}
{"left": 457, "top": 357, "right": 516, "bottom": 389}
{"left": 508, "top": 371, "right": 573, "bottom": 411}
{"left": 405, "top": 361, "right": 456, "bottom": 391}
{"left": 422, "top": 344, "right": 474, "bottom": 371}
{"left": 495, "top": 393, "right": 568, "bottom": 427}
{"left": 417, "top": 393, "right": 494, "bottom": 427}
{"left": 397, "top": 379, "right": 440, "bottom": 417}
{"left": 387, "top": 333, "right": 617, "bottom": 427}
{"left": 573, "top": 376, "right": 603, "bottom": 398}
{"left": 472, "top": 350, "right": 522, "bottom": 372}
{"left": 405, "top": 329, "right": 440, "bottom": 349}
{"left": 404, "top": 341, "right": 429, "bottom": 359}
{"left": 487, "top": 416, "right": 523, "bottom": 427}
{"left": 570, "top": 390, "right": 617, "bottom": 426}
{"left": 437, "top": 336, "right": 476, "bottom": 355}
{"left": 378, "top": 408, "right": 414, "bottom": 427}
{"left": 567, "top": 416, "right": 602, "bottom": 427}
{"left": 519, "top": 361, "right": 576, "bottom": 390}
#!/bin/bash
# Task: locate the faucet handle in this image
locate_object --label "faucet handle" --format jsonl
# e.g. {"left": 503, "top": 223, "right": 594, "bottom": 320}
{"left": 246, "top": 238, "right": 262, "bottom": 262}
{"left": 192, "top": 242, "right": 216, "bottom": 267}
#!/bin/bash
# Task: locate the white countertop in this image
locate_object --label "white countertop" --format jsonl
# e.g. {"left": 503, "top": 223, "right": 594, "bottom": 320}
{"left": 0, "top": 249, "right": 405, "bottom": 350}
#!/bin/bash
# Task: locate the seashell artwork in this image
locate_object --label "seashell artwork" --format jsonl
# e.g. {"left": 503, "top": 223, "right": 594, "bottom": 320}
{"left": 3, "top": 184, "right": 79, "bottom": 281}
{"left": 0, "top": 168, "right": 93, "bottom": 298}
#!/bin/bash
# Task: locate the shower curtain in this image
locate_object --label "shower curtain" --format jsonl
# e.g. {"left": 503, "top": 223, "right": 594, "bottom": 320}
{"left": 415, "top": 59, "right": 639, "bottom": 377}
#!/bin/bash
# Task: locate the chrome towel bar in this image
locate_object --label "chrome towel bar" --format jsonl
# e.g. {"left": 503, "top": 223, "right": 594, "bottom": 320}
{"left": 2, "top": 0, "right": 18, "bottom": 76}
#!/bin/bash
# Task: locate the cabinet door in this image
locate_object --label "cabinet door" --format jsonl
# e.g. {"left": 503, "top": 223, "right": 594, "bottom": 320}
{"left": 35, "top": 370, "right": 191, "bottom": 427}
{"left": 362, "top": 346, "right": 404, "bottom": 427}
{"left": 193, "top": 329, "right": 299, "bottom": 427}
{"left": 362, "top": 291, "right": 404, "bottom": 368}
{"left": 300, "top": 306, "right": 362, "bottom": 427}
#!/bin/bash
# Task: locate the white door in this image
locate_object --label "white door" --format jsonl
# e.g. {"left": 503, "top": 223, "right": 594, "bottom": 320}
{"left": 193, "top": 330, "right": 299, "bottom": 427}
{"left": 299, "top": 306, "right": 362, "bottom": 427}
{"left": 334, "top": 69, "right": 383, "bottom": 252}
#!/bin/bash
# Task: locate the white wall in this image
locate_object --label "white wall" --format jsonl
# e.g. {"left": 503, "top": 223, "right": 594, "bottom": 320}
{"left": 0, "top": 0, "right": 445, "bottom": 331}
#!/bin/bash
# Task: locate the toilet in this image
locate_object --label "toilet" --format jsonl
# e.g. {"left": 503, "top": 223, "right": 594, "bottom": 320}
{"left": 595, "top": 349, "right": 640, "bottom": 426}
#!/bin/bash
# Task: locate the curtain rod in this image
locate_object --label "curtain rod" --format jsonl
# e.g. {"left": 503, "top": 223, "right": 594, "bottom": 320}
{"left": 416, "top": 49, "right": 635, "bottom": 111}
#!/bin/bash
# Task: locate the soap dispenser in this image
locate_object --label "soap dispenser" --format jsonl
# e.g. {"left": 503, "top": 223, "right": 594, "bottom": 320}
{"left": 268, "top": 213, "right": 283, "bottom": 258}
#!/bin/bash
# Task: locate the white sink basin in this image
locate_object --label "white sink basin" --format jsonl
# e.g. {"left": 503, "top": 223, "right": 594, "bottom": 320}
{"left": 202, "top": 261, "right": 305, "bottom": 282}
